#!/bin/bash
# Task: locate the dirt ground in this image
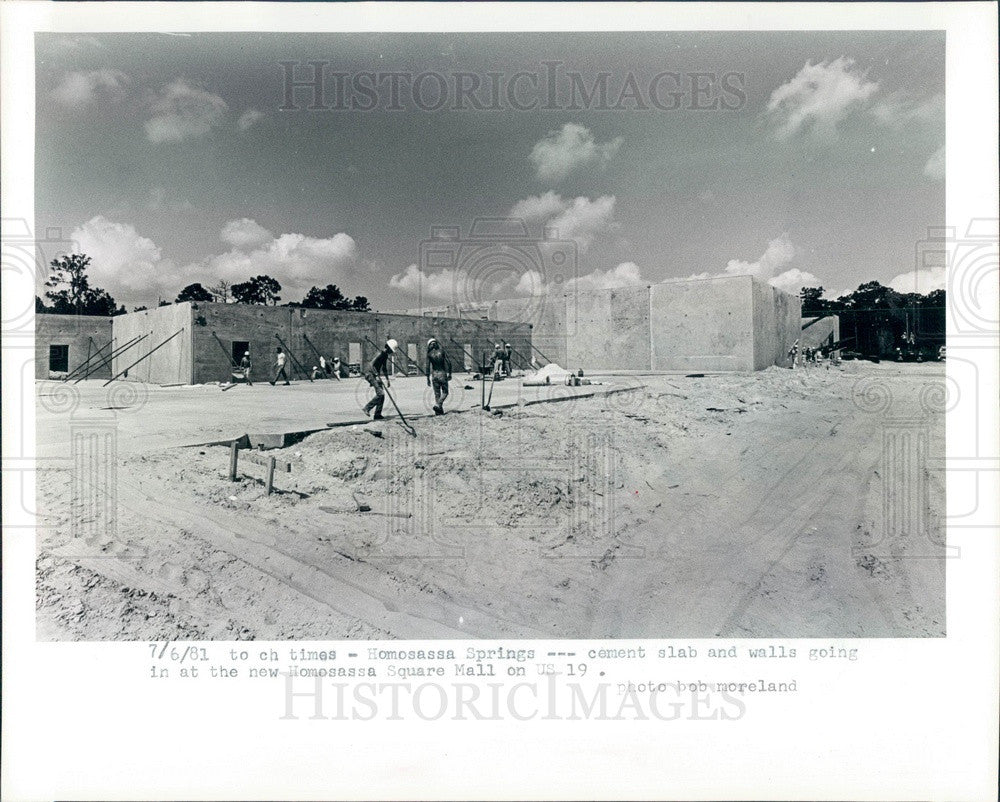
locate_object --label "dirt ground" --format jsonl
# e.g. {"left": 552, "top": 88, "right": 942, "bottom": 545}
{"left": 36, "top": 362, "right": 946, "bottom": 640}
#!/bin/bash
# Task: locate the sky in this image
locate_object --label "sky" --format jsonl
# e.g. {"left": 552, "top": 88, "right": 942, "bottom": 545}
{"left": 35, "top": 31, "right": 945, "bottom": 310}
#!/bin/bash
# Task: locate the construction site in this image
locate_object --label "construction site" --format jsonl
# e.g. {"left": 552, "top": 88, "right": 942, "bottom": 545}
{"left": 35, "top": 274, "right": 946, "bottom": 640}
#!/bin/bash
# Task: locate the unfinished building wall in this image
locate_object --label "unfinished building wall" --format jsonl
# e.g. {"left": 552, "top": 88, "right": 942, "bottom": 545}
{"left": 111, "top": 304, "right": 192, "bottom": 384}
{"left": 496, "top": 296, "right": 567, "bottom": 367}
{"left": 650, "top": 276, "right": 755, "bottom": 371}
{"left": 800, "top": 315, "right": 840, "bottom": 350}
{"left": 752, "top": 281, "right": 802, "bottom": 370}
{"left": 35, "top": 314, "right": 113, "bottom": 379}
{"left": 180, "top": 303, "right": 529, "bottom": 384}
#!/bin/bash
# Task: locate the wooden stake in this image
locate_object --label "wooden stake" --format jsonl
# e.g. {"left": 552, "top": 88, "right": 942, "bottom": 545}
{"left": 266, "top": 456, "right": 276, "bottom": 495}
{"left": 229, "top": 441, "right": 239, "bottom": 481}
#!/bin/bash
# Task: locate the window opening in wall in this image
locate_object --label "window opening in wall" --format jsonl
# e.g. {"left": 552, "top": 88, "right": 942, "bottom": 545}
{"left": 348, "top": 342, "right": 362, "bottom": 376}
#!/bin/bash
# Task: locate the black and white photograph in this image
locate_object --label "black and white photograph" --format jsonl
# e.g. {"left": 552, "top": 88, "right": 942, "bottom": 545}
{"left": 2, "top": 3, "right": 998, "bottom": 800}
{"left": 29, "top": 28, "right": 954, "bottom": 640}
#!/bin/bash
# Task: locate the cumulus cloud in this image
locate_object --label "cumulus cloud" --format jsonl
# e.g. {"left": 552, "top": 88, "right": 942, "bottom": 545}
{"left": 724, "top": 233, "right": 797, "bottom": 281}
{"left": 508, "top": 193, "right": 616, "bottom": 252}
{"left": 529, "top": 123, "right": 623, "bottom": 182}
{"left": 220, "top": 218, "right": 273, "bottom": 249}
{"left": 145, "top": 79, "right": 228, "bottom": 143}
{"left": 64, "top": 215, "right": 365, "bottom": 305}
{"left": 51, "top": 69, "right": 129, "bottom": 107}
{"left": 688, "top": 234, "right": 818, "bottom": 294}
{"left": 514, "top": 261, "right": 647, "bottom": 296}
{"left": 767, "top": 57, "right": 879, "bottom": 140}
{"left": 205, "top": 227, "right": 364, "bottom": 298}
{"left": 888, "top": 266, "right": 946, "bottom": 294}
{"left": 69, "top": 216, "right": 169, "bottom": 294}
{"left": 923, "top": 144, "right": 945, "bottom": 181}
{"left": 237, "top": 109, "right": 264, "bottom": 131}
{"left": 388, "top": 264, "right": 462, "bottom": 301}
{"left": 510, "top": 191, "right": 567, "bottom": 222}
{"left": 768, "top": 267, "right": 821, "bottom": 294}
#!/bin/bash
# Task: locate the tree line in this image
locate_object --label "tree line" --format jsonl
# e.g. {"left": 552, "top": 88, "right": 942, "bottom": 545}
{"left": 35, "top": 253, "right": 371, "bottom": 315}
{"left": 800, "top": 282, "right": 945, "bottom": 358}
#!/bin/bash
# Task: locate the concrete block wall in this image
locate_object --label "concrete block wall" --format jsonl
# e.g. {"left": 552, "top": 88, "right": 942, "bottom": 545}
{"left": 35, "top": 313, "right": 114, "bottom": 379}
{"left": 128, "top": 302, "right": 537, "bottom": 385}
{"left": 111, "top": 303, "right": 193, "bottom": 384}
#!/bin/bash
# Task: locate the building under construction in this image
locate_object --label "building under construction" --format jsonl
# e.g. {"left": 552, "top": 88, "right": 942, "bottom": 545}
{"left": 35, "top": 302, "right": 533, "bottom": 384}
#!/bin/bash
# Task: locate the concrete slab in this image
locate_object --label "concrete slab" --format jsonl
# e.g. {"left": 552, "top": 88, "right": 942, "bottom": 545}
{"left": 35, "top": 375, "right": 635, "bottom": 459}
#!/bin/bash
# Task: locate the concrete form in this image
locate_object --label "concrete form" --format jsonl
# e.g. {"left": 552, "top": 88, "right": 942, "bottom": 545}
{"left": 108, "top": 302, "right": 531, "bottom": 385}
{"left": 396, "top": 274, "right": 801, "bottom": 372}
{"left": 35, "top": 313, "right": 114, "bottom": 379}
{"left": 801, "top": 315, "right": 841, "bottom": 351}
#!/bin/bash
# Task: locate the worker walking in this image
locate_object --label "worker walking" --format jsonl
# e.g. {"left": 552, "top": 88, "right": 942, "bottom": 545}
{"left": 426, "top": 338, "right": 452, "bottom": 415}
{"left": 492, "top": 342, "right": 505, "bottom": 379}
{"left": 270, "top": 346, "right": 290, "bottom": 385}
{"left": 239, "top": 351, "right": 253, "bottom": 385}
{"left": 363, "top": 338, "right": 397, "bottom": 420}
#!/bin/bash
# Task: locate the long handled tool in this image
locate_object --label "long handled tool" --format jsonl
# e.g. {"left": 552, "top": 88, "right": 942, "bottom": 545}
{"left": 483, "top": 357, "right": 499, "bottom": 411}
{"left": 382, "top": 381, "right": 416, "bottom": 437}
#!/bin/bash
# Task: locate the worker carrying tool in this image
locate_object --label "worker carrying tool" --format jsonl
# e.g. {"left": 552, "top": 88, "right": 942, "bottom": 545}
{"left": 363, "top": 338, "right": 398, "bottom": 420}
{"left": 426, "top": 338, "right": 452, "bottom": 415}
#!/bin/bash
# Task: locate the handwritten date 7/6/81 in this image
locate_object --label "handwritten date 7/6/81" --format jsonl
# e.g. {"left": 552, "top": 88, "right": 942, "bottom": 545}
{"left": 149, "top": 643, "right": 209, "bottom": 663}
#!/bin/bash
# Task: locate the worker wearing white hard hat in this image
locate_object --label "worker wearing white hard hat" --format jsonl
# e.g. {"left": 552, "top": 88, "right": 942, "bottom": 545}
{"left": 363, "top": 338, "right": 397, "bottom": 419}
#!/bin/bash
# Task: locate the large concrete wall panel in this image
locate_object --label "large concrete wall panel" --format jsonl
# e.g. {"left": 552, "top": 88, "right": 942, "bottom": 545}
{"left": 111, "top": 303, "right": 191, "bottom": 384}
{"left": 564, "top": 288, "right": 613, "bottom": 369}
{"left": 609, "top": 285, "right": 651, "bottom": 370}
{"left": 752, "top": 281, "right": 801, "bottom": 370}
{"left": 35, "top": 314, "right": 113, "bottom": 379}
{"left": 650, "top": 276, "right": 754, "bottom": 371}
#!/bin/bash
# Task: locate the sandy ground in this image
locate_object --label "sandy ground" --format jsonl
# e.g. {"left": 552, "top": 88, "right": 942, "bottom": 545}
{"left": 36, "top": 362, "right": 946, "bottom": 640}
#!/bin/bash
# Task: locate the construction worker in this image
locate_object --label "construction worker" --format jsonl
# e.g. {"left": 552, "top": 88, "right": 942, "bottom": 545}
{"left": 270, "top": 346, "right": 290, "bottom": 385}
{"left": 239, "top": 351, "right": 253, "bottom": 385}
{"left": 503, "top": 342, "right": 513, "bottom": 376}
{"left": 363, "top": 338, "right": 397, "bottom": 420}
{"left": 492, "top": 342, "right": 504, "bottom": 379}
{"left": 426, "top": 338, "right": 452, "bottom": 415}
{"left": 787, "top": 338, "right": 799, "bottom": 369}
{"left": 332, "top": 356, "right": 343, "bottom": 380}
